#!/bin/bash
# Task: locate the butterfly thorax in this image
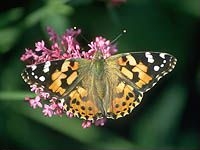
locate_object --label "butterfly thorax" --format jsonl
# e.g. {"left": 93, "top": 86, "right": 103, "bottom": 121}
{"left": 91, "top": 51, "right": 105, "bottom": 76}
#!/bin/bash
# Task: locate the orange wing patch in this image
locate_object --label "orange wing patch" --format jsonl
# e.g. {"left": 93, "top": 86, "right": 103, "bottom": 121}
{"left": 48, "top": 60, "right": 79, "bottom": 96}
{"left": 67, "top": 71, "right": 78, "bottom": 85}
{"left": 121, "top": 67, "right": 133, "bottom": 79}
{"left": 132, "top": 62, "right": 152, "bottom": 88}
{"left": 49, "top": 71, "right": 67, "bottom": 95}
{"left": 108, "top": 82, "right": 143, "bottom": 119}
{"left": 118, "top": 54, "right": 137, "bottom": 66}
{"left": 67, "top": 86, "right": 100, "bottom": 121}
{"left": 118, "top": 55, "right": 152, "bottom": 89}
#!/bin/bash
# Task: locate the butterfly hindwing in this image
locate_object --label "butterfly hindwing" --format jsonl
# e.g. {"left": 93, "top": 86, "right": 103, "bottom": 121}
{"left": 107, "top": 80, "right": 143, "bottom": 119}
{"left": 64, "top": 84, "right": 102, "bottom": 121}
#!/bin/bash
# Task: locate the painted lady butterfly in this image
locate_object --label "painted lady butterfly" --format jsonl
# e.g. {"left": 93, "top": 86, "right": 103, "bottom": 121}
{"left": 22, "top": 51, "right": 177, "bottom": 121}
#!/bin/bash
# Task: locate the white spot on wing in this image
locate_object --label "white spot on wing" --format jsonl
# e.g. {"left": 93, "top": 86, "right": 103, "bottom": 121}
{"left": 148, "top": 58, "right": 154, "bottom": 63}
{"left": 145, "top": 52, "right": 151, "bottom": 57}
{"left": 145, "top": 52, "right": 154, "bottom": 63}
{"left": 159, "top": 53, "right": 166, "bottom": 59}
{"left": 154, "top": 66, "right": 160, "bottom": 71}
{"left": 39, "top": 76, "right": 45, "bottom": 82}
{"left": 43, "top": 61, "right": 51, "bottom": 73}
{"left": 31, "top": 65, "right": 37, "bottom": 71}
{"left": 45, "top": 61, "right": 51, "bottom": 66}
{"left": 43, "top": 67, "right": 49, "bottom": 73}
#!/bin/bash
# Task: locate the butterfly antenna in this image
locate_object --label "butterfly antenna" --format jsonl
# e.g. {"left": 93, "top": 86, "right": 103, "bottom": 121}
{"left": 73, "top": 26, "right": 89, "bottom": 43}
{"left": 111, "top": 29, "right": 126, "bottom": 44}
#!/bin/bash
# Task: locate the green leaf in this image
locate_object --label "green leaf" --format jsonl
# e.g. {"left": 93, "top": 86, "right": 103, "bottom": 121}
{"left": 131, "top": 83, "right": 187, "bottom": 147}
{"left": 180, "top": 0, "right": 200, "bottom": 17}
{"left": 0, "top": 7, "right": 23, "bottom": 28}
{"left": 0, "top": 27, "right": 21, "bottom": 53}
{"left": 0, "top": 91, "right": 35, "bottom": 101}
{"left": 24, "top": 2, "right": 73, "bottom": 28}
{"left": 41, "top": 14, "right": 70, "bottom": 36}
{"left": 45, "top": 0, "right": 74, "bottom": 15}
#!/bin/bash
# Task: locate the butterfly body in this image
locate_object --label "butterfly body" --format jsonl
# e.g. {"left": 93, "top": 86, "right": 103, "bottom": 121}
{"left": 22, "top": 51, "right": 177, "bottom": 121}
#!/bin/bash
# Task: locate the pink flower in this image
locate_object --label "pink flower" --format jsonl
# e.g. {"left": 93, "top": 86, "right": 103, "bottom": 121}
{"left": 35, "top": 41, "right": 45, "bottom": 51}
{"left": 66, "top": 111, "right": 74, "bottom": 118}
{"left": 87, "top": 36, "right": 117, "bottom": 59}
{"left": 42, "top": 104, "right": 54, "bottom": 117}
{"left": 26, "top": 96, "right": 42, "bottom": 109}
{"left": 109, "top": 0, "right": 126, "bottom": 6}
{"left": 30, "top": 84, "right": 43, "bottom": 94}
{"left": 21, "top": 27, "right": 118, "bottom": 128}
{"left": 20, "top": 48, "right": 38, "bottom": 65}
{"left": 39, "top": 92, "right": 50, "bottom": 100}
{"left": 94, "top": 118, "right": 107, "bottom": 126}
{"left": 82, "top": 121, "right": 92, "bottom": 129}
{"left": 47, "top": 26, "right": 58, "bottom": 42}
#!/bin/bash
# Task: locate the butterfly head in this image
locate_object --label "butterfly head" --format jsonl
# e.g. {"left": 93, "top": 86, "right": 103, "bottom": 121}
{"left": 93, "top": 50, "right": 104, "bottom": 60}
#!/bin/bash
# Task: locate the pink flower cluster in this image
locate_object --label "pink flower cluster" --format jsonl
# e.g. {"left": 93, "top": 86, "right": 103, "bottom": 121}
{"left": 110, "top": 0, "right": 127, "bottom": 6}
{"left": 20, "top": 27, "right": 117, "bottom": 128}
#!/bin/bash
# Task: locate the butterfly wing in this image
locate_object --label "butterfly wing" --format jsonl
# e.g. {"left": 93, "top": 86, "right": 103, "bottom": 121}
{"left": 21, "top": 58, "right": 103, "bottom": 121}
{"left": 107, "top": 52, "right": 177, "bottom": 93}
{"left": 105, "top": 78, "right": 144, "bottom": 119}
{"left": 104, "top": 52, "right": 177, "bottom": 119}
{"left": 22, "top": 59, "right": 87, "bottom": 96}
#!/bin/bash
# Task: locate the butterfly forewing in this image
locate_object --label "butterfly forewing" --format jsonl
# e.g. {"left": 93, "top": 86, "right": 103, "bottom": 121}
{"left": 108, "top": 52, "right": 177, "bottom": 92}
{"left": 21, "top": 59, "right": 89, "bottom": 97}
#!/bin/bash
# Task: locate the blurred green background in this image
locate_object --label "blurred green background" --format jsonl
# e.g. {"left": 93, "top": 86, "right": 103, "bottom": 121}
{"left": 0, "top": 0, "right": 199, "bottom": 149}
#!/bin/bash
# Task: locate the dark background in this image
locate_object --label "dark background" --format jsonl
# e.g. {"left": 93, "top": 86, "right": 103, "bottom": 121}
{"left": 0, "top": 0, "right": 199, "bottom": 149}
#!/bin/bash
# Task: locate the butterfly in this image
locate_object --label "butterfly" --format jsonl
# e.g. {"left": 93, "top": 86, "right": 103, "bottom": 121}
{"left": 21, "top": 51, "right": 177, "bottom": 121}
